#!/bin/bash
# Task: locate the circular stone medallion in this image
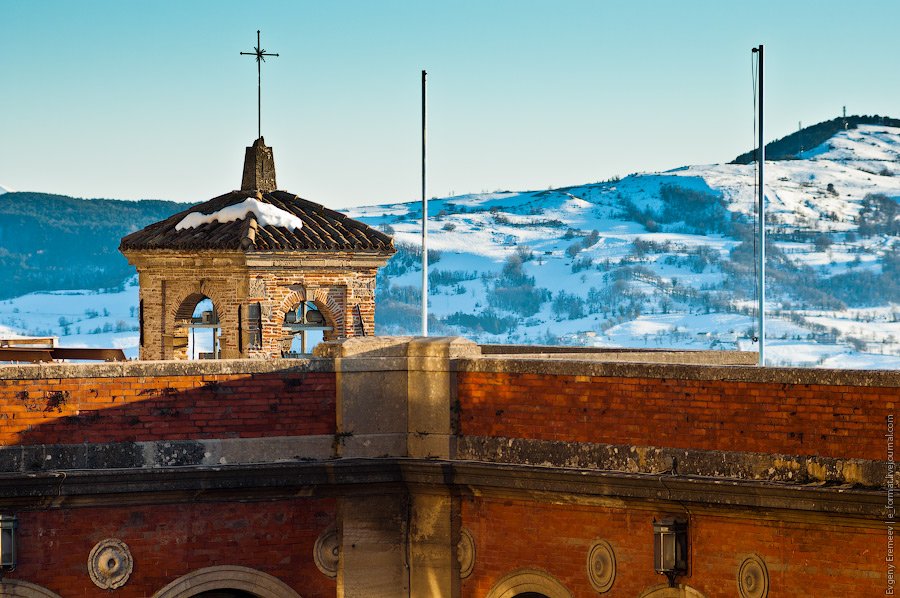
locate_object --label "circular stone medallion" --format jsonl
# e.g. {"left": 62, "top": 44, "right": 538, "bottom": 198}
{"left": 313, "top": 526, "right": 340, "bottom": 579}
{"left": 587, "top": 540, "right": 616, "bottom": 593}
{"left": 457, "top": 528, "right": 476, "bottom": 578}
{"left": 737, "top": 554, "right": 769, "bottom": 598}
{"left": 88, "top": 538, "right": 133, "bottom": 589}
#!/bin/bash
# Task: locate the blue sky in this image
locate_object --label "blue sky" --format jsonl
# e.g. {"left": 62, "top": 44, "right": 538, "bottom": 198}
{"left": 1, "top": 0, "right": 898, "bottom": 207}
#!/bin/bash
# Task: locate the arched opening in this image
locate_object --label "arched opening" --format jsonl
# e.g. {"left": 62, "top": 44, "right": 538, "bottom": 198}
{"left": 280, "top": 300, "right": 332, "bottom": 357}
{"left": 0, "top": 580, "right": 64, "bottom": 598}
{"left": 173, "top": 294, "right": 222, "bottom": 360}
{"left": 153, "top": 565, "right": 302, "bottom": 598}
{"left": 484, "top": 569, "right": 572, "bottom": 598}
{"left": 637, "top": 584, "right": 708, "bottom": 598}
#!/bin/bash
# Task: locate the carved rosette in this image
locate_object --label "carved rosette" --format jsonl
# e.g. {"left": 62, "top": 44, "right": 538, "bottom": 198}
{"left": 587, "top": 539, "right": 616, "bottom": 593}
{"left": 248, "top": 277, "right": 267, "bottom": 298}
{"left": 457, "top": 528, "right": 476, "bottom": 578}
{"left": 88, "top": 538, "right": 133, "bottom": 589}
{"left": 314, "top": 526, "right": 340, "bottom": 579}
{"left": 738, "top": 554, "right": 769, "bottom": 598}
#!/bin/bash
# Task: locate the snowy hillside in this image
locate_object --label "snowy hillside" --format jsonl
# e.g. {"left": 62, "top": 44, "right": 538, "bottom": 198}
{"left": 347, "top": 123, "right": 900, "bottom": 368}
{"left": 0, "top": 183, "right": 11, "bottom": 194}
{"left": 1, "top": 121, "right": 898, "bottom": 368}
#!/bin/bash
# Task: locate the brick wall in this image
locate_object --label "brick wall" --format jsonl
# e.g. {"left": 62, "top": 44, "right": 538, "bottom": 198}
{"left": 0, "top": 368, "right": 336, "bottom": 446}
{"left": 13, "top": 498, "right": 337, "bottom": 597}
{"left": 461, "top": 496, "right": 883, "bottom": 597}
{"left": 127, "top": 251, "right": 388, "bottom": 360}
{"left": 457, "top": 371, "right": 898, "bottom": 460}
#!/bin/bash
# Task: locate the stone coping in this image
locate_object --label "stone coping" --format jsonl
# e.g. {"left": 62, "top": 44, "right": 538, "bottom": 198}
{"left": 480, "top": 344, "right": 754, "bottom": 357}
{"left": 0, "top": 337, "right": 897, "bottom": 387}
{"left": 0, "top": 357, "right": 331, "bottom": 380}
{"left": 456, "top": 355, "right": 900, "bottom": 387}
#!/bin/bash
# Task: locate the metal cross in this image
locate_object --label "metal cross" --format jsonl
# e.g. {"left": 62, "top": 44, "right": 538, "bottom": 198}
{"left": 241, "top": 30, "right": 279, "bottom": 139}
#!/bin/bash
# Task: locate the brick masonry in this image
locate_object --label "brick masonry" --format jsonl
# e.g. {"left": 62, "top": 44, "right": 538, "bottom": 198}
{"left": 457, "top": 371, "right": 898, "bottom": 461}
{"left": 12, "top": 498, "right": 337, "bottom": 598}
{"left": 461, "top": 495, "right": 883, "bottom": 597}
{"left": 0, "top": 368, "right": 336, "bottom": 446}
{"left": 0, "top": 341, "right": 895, "bottom": 597}
{"left": 124, "top": 250, "right": 389, "bottom": 360}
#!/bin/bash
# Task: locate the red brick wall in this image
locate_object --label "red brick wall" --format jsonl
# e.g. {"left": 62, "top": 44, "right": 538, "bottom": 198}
{"left": 458, "top": 372, "right": 898, "bottom": 460}
{"left": 0, "top": 372, "right": 336, "bottom": 446}
{"left": 9, "top": 498, "right": 337, "bottom": 597}
{"left": 461, "top": 496, "right": 883, "bottom": 597}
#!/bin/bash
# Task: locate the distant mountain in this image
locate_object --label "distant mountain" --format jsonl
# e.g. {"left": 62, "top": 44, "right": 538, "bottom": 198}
{"left": 0, "top": 184, "right": 11, "bottom": 194}
{"left": 0, "top": 193, "right": 186, "bottom": 299}
{"left": 732, "top": 114, "right": 900, "bottom": 164}
{"left": 346, "top": 119, "right": 900, "bottom": 367}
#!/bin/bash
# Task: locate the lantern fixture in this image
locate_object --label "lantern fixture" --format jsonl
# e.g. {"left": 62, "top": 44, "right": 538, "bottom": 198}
{"left": 0, "top": 514, "right": 17, "bottom": 577}
{"left": 653, "top": 517, "right": 687, "bottom": 587}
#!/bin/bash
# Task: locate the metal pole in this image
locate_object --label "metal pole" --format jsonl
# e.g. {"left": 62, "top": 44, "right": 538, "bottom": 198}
{"left": 755, "top": 44, "right": 765, "bottom": 366}
{"left": 257, "top": 30, "right": 262, "bottom": 139}
{"left": 421, "top": 70, "right": 428, "bottom": 337}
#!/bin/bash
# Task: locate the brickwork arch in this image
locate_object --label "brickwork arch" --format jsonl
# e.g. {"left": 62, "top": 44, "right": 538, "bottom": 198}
{"left": 0, "top": 580, "right": 64, "bottom": 598}
{"left": 173, "top": 292, "right": 217, "bottom": 321}
{"left": 152, "top": 565, "right": 302, "bottom": 598}
{"left": 166, "top": 281, "right": 232, "bottom": 360}
{"left": 167, "top": 283, "right": 229, "bottom": 325}
{"left": 637, "top": 584, "right": 708, "bottom": 598}
{"left": 484, "top": 568, "right": 573, "bottom": 598}
{"left": 275, "top": 287, "right": 344, "bottom": 339}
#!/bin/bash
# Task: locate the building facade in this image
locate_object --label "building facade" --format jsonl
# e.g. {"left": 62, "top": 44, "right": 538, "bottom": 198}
{"left": 0, "top": 337, "right": 893, "bottom": 597}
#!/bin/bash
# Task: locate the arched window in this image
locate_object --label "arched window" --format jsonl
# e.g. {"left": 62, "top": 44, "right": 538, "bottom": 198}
{"left": 281, "top": 301, "right": 331, "bottom": 357}
{"left": 172, "top": 294, "right": 222, "bottom": 360}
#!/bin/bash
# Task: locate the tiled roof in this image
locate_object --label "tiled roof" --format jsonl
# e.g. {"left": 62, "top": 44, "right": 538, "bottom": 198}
{"left": 119, "top": 190, "right": 394, "bottom": 253}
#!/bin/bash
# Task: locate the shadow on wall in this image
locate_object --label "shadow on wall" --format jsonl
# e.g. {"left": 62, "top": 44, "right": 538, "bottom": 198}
{"left": 0, "top": 367, "right": 337, "bottom": 456}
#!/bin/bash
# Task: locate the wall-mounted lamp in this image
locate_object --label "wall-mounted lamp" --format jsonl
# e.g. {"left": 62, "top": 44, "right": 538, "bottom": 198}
{"left": 0, "top": 514, "right": 17, "bottom": 577}
{"left": 653, "top": 517, "right": 687, "bottom": 587}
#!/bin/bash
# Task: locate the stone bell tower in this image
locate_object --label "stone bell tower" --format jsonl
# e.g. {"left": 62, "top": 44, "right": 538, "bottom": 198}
{"left": 119, "top": 138, "right": 395, "bottom": 360}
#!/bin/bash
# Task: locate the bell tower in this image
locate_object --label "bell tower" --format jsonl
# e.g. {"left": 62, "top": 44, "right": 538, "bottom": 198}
{"left": 120, "top": 138, "right": 394, "bottom": 360}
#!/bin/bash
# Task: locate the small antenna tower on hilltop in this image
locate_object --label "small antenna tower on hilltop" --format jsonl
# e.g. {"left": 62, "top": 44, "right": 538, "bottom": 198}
{"left": 843, "top": 105, "right": 848, "bottom": 130}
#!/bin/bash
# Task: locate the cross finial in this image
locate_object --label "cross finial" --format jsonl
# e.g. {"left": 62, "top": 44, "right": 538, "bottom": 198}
{"left": 240, "top": 30, "right": 279, "bottom": 139}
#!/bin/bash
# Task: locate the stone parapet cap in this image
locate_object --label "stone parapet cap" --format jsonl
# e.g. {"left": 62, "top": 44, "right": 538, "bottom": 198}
{"left": 0, "top": 357, "right": 331, "bottom": 381}
{"left": 315, "top": 336, "right": 480, "bottom": 360}
{"left": 457, "top": 354, "right": 900, "bottom": 387}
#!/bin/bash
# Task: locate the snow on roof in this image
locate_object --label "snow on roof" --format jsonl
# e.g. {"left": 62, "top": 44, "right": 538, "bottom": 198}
{"left": 175, "top": 197, "right": 304, "bottom": 231}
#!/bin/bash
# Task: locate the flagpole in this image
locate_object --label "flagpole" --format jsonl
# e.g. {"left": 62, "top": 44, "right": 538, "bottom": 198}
{"left": 421, "top": 70, "right": 428, "bottom": 337}
{"left": 753, "top": 44, "right": 765, "bottom": 366}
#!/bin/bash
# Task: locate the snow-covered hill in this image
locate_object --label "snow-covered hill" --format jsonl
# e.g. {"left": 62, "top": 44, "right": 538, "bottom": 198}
{"left": 347, "top": 124, "right": 900, "bottom": 368}
{"left": 1, "top": 122, "right": 898, "bottom": 368}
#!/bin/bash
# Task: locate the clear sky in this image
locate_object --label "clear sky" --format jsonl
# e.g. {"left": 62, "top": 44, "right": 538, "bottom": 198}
{"left": 1, "top": 0, "right": 898, "bottom": 208}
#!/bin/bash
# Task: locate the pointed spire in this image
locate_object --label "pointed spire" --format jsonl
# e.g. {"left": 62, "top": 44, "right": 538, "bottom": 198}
{"left": 241, "top": 137, "right": 277, "bottom": 192}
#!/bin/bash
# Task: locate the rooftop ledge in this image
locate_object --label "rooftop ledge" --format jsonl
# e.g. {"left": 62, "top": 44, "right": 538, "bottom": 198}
{"left": 0, "top": 337, "right": 897, "bottom": 387}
